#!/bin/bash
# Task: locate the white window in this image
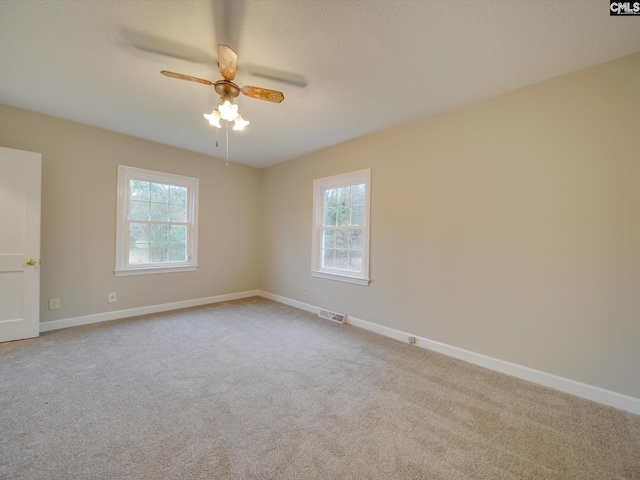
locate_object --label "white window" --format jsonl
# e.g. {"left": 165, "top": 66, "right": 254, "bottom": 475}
{"left": 115, "top": 165, "right": 199, "bottom": 276}
{"left": 311, "top": 169, "right": 371, "bottom": 286}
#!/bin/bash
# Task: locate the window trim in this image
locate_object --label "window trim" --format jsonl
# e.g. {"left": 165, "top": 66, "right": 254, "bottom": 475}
{"left": 311, "top": 168, "right": 371, "bottom": 286}
{"left": 114, "top": 165, "right": 199, "bottom": 277}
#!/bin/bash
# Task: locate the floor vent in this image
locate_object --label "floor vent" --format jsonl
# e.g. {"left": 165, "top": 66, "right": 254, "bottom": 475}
{"left": 318, "top": 309, "right": 346, "bottom": 324}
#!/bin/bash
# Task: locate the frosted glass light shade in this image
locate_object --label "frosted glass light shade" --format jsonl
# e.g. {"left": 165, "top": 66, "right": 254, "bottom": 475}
{"left": 233, "top": 114, "right": 249, "bottom": 131}
{"left": 218, "top": 100, "right": 239, "bottom": 121}
{"left": 203, "top": 109, "right": 221, "bottom": 128}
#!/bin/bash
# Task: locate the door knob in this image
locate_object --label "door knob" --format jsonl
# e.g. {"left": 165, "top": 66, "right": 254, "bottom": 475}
{"left": 26, "top": 259, "right": 37, "bottom": 266}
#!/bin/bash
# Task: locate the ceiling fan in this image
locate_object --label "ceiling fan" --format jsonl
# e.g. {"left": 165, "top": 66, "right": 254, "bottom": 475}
{"left": 161, "top": 44, "right": 284, "bottom": 132}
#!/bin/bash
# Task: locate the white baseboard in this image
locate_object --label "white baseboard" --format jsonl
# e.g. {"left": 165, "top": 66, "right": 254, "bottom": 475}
{"left": 258, "top": 291, "right": 320, "bottom": 315}
{"left": 39, "top": 290, "right": 261, "bottom": 333}
{"left": 258, "top": 291, "right": 640, "bottom": 416}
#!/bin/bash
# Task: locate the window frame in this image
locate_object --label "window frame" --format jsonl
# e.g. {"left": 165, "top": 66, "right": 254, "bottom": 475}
{"left": 311, "top": 168, "right": 371, "bottom": 286}
{"left": 114, "top": 165, "right": 199, "bottom": 277}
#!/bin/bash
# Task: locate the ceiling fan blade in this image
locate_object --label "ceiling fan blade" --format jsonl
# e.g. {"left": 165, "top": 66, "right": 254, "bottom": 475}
{"left": 218, "top": 44, "right": 238, "bottom": 80}
{"left": 122, "top": 28, "right": 216, "bottom": 65}
{"left": 241, "top": 86, "right": 285, "bottom": 103}
{"left": 213, "top": 0, "right": 246, "bottom": 51}
{"left": 240, "top": 64, "right": 307, "bottom": 88}
{"left": 160, "top": 71, "right": 214, "bottom": 86}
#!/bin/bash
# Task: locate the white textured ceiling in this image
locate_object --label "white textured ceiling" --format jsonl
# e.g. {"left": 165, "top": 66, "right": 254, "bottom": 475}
{"left": 1, "top": 0, "right": 639, "bottom": 168}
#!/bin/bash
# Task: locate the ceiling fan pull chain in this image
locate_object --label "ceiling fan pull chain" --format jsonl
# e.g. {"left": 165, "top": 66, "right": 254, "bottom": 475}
{"left": 226, "top": 121, "right": 229, "bottom": 166}
{"left": 216, "top": 125, "right": 219, "bottom": 148}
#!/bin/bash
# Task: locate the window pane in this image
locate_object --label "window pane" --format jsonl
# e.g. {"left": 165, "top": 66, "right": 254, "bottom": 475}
{"left": 323, "top": 206, "right": 337, "bottom": 227}
{"left": 169, "top": 204, "right": 186, "bottom": 222}
{"left": 169, "top": 243, "right": 186, "bottom": 262}
{"left": 150, "top": 243, "right": 168, "bottom": 263}
{"left": 335, "top": 249, "right": 348, "bottom": 269}
{"left": 322, "top": 248, "right": 335, "bottom": 268}
{"left": 170, "top": 185, "right": 187, "bottom": 205}
{"left": 322, "top": 230, "right": 335, "bottom": 249}
{"left": 348, "top": 229, "right": 363, "bottom": 250}
{"left": 151, "top": 224, "right": 168, "bottom": 243}
{"left": 337, "top": 186, "right": 350, "bottom": 206}
{"left": 348, "top": 250, "right": 363, "bottom": 272}
{"left": 351, "top": 184, "right": 365, "bottom": 205}
{"left": 324, "top": 188, "right": 337, "bottom": 208}
{"left": 170, "top": 225, "right": 187, "bottom": 243}
{"left": 150, "top": 203, "right": 168, "bottom": 221}
{"left": 150, "top": 183, "right": 169, "bottom": 203}
{"left": 335, "top": 230, "right": 348, "bottom": 249}
{"left": 351, "top": 205, "right": 365, "bottom": 226}
{"left": 337, "top": 205, "right": 351, "bottom": 226}
{"left": 130, "top": 181, "right": 150, "bottom": 201}
{"left": 129, "top": 243, "right": 149, "bottom": 264}
{"left": 129, "top": 223, "right": 150, "bottom": 244}
{"left": 129, "top": 200, "right": 149, "bottom": 221}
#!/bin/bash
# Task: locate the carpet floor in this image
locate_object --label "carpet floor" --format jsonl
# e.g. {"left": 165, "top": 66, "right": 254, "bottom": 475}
{"left": 1, "top": 297, "right": 639, "bottom": 479}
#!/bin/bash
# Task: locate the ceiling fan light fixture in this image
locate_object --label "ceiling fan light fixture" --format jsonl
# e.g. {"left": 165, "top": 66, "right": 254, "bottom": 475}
{"left": 218, "top": 98, "right": 239, "bottom": 121}
{"left": 233, "top": 114, "right": 249, "bottom": 131}
{"left": 204, "top": 109, "right": 221, "bottom": 128}
{"left": 161, "top": 45, "right": 286, "bottom": 163}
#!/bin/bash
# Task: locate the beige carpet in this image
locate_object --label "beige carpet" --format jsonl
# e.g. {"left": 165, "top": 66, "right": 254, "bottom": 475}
{"left": 1, "top": 297, "right": 639, "bottom": 479}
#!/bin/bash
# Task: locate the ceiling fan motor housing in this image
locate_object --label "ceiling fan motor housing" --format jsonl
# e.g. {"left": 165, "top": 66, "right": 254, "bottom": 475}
{"left": 215, "top": 80, "right": 240, "bottom": 99}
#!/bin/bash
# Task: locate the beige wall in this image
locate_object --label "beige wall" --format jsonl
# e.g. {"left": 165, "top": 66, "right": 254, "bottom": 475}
{"left": 260, "top": 53, "right": 640, "bottom": 399}
{"left": 0, "top": 104, "right": 262, "bottom": 322}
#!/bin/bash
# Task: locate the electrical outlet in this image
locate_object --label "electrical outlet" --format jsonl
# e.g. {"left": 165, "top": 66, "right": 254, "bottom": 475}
{"left": 408, "top": 336, "right": 417, "bottom": 345}
{"left": 49, "top": 298, "right": 59, "bottom": 310}
{"left": 303, "top": 287, "right": 307, "bottom": 296}
{"left": 108, "top": 292, "right": 117, "bottom": 303}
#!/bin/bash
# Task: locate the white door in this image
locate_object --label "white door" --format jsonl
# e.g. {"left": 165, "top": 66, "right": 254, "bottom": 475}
{"left": 0, "top": 147, "right": 41, "bottom": 342}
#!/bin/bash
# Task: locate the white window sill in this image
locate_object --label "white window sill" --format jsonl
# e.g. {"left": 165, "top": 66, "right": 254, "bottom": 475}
{"left": 310, "top": 270, "right": 370, "bottom": 286}
{"left": 114, "top": 265, "right": 198, "bottom": 277}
